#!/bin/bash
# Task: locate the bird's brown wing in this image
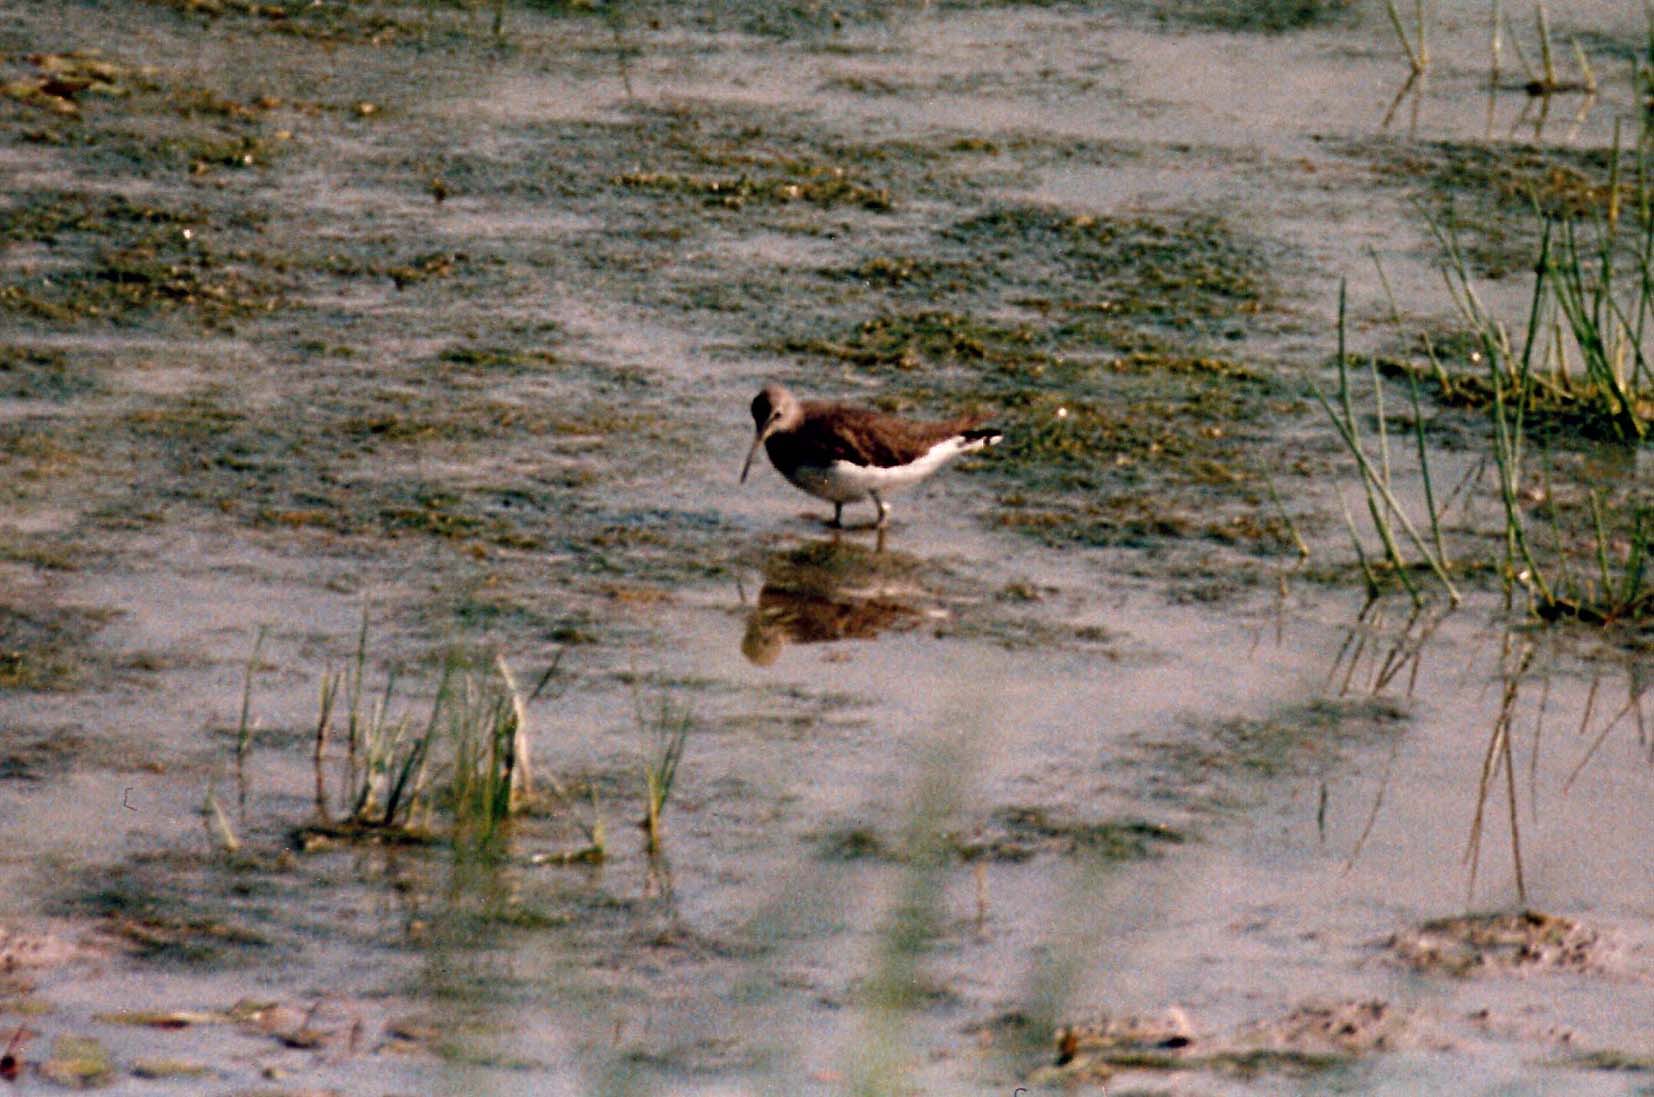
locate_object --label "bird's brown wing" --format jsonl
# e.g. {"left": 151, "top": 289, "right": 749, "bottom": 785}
{"left": 800, "top": 402, "right": 981, "bottom": 468}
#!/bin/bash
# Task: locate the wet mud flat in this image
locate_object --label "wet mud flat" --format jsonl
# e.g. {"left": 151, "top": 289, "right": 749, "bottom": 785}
{"left": 3, "top": 0, "right": 1654, "bottom": 1093}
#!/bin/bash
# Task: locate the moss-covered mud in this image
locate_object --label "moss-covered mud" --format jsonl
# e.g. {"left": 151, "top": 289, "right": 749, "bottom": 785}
{"left": 2, "top": 0, "right": 1652, "bottom": 1094}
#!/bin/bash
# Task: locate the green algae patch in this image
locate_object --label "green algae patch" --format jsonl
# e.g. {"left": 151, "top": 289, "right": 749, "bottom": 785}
{"left": 0, "top": 729, "right": 96, "bottom": 781}
{"left": 833, "top": 255, "right": 977, "bottom": 290}
{"left": 953, "top": 808, "right": 1185, "bottom": 863}
{"left": 38, "top": 1036, "right": 112, "bottom": 1087}
{"left": 1122, "top": 0, "right": 1356, "bottom": 32}
{"left": 1352, "top": 138, "right": 1632, "bottom": 278}
{"left": 1369, "top": 351, "right": 1654, "bottom": 444}
{"left": 2, "top": 225, "right": 283, "bottom": 328}
{"left": 769, "top": 202, "right": 1293, "bottom": 558}
{"left": 386, "top": 251, "right": 465, "bottom": 289}
{"left": 818, "top": 810, "right": 1183, "bottom": 865}
{"left": 0, "top": 191, "right": 279, "bottom": 328}
{"left": 0, "top": 604, "right": 116, "bottom": 692}
{"left": 1138, "top": 698, "right": 1411, "bottom": 816}
{"left": 135, "top": 0, "right": 426, "bottom": 46}
{"left": 1399, "top": 141, "right": 1623, "bottom": 221}
{"left": 1, "top": 50, "right": 297, "bottom": 182}
{"left": 615, "top": 168, "right": 893, "bottom": 212}
{"left": 935, "top": 612, "right": 1116, "bottom": 651}
{"left": 1001, "top": 389, "right": 1233, "bottom": 488}
{"left": 374, "top": 486, "right": 546, "bottom": 550}
{"left": 818, "top": 825, "right": 892, "bottom": 862}
{"left": 969, "top": 361, "right": 1295, "bottom": 556}
{"left": 1201, "top": 698, "right": 1408, "bottom": 780}
{"left": 39, "top": 1035, "right": 115, "bottom": 1088}
{"left": 785, "top": 309, "right": 1045, "bottom": 374}
{"left": 63, "top": 857, "right": 283, "bottom": 967}
{"left": 89, "top": 369, "right": 700, "bottom": 561}
{"left": 0, "top": 193, "right": 208, "bottom": 245}
{"left": 436, "top": 343, "right": 562, "bottom": 376}
{"left": 1550, "top": 1050, "right": 1654, "bottom": 1072}
{"left": 131, "top": 1058, "right": 214, "bottom": 1079}
{"left": 0, "top": 347, "right": 100, "bottom": 401}
{"left": 937, "top": 207, "right": 1268, "bottom": 334}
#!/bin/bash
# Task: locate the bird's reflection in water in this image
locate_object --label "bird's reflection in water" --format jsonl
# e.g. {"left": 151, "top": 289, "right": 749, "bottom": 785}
{"left": 740, "top": 536, "right": 942, "bottom": 665}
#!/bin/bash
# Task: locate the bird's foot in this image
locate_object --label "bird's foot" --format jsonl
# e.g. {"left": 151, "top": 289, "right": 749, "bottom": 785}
{"left": 870, "top": 493, "right": 890, "bottom": 529}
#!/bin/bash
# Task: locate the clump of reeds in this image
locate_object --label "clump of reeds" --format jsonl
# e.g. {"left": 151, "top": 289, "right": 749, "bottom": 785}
{"left": 315, "top": 612, "right": 437, "bottom": 833}
{"left": 1324, "top": 124, "right": 1654, "bottom": 622}
{"left": 1314, "top": 280, "right": 1459, "bottom": 607}
{"left": 444, "top": 650, "right": 564, "bottom": 848}
{"left": 1429, "top": 212, "right": 1651, "bottom": 439}
{"left": 211, "top": 608, "right": 609, "bottom": 866}
{"left": 1433, "top": 187, "right": 1654, "bottom": 619}
{"left": 304, "top": 612, "right": 588, "bottom": 852}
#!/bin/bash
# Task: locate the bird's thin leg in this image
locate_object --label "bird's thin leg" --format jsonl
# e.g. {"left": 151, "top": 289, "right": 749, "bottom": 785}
{"left": 870, "top": 492, "right": 889, "bottom": 529}
{"left": 830, "top": 502, "right": 844, "bottom": 528}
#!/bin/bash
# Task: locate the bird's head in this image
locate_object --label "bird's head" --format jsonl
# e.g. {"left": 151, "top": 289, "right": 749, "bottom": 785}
{"left": 740, "top": 383, "right": 799, "bottom": 484}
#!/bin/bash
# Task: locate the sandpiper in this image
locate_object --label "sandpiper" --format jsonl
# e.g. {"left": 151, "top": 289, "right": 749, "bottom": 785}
{"left": 739, "top": 383, "right": 1002, "bottom": 528}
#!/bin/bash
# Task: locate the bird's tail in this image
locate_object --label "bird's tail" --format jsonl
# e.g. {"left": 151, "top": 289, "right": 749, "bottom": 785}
{"left": 959, "top": 427, "right": 1004, "bottom": 451}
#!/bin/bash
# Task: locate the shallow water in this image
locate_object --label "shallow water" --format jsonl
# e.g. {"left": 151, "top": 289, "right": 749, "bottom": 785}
{"left": 2, "top": 0, "right": 1652, "bottom": 1093}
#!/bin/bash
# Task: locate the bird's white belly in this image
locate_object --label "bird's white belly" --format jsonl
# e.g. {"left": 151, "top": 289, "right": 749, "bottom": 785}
{"left": 786, "top": 441, "right": 966, "bottom": 503}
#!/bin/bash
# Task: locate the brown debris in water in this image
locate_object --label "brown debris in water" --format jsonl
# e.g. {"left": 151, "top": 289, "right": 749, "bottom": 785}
{"left": 1040, "top": 998, "right": 1455, "bottom": 1083}
{"left": 387, "top": 252, "right": 462, "bottom": 290}
{"left": 1055, "top": 1008, "right": 1195, "bottom": 1060}
{"left": 0, "top": 1026, "right": 31, "bottom": 1082}
{"left": 1235, "top": 998, "right": 1439, "bottom": 1056}
{"left": 952, "top": 807, "right": 1184, "bottom": 863}
{"left": 0, "top": 926, "right": 83, "bottom": 972}
{"left": 1387, "top": 910, "right": 1612, "bottom": 977}
{"left": 1, "top": 52, "right": 152, "bottom": 115}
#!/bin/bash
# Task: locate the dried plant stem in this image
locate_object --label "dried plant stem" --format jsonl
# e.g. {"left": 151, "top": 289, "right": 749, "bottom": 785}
{"left": 1384, "top": 0, "right": 1429, "bottom": 73}
{"left": 1535, "top": 1, "right": 1556, "bottom": 87}
{"left": 1263, "top": 472, "right": 1309, "bottom": 558}
{"left": 235, "top": 625, "right": 268, "bottom": 821}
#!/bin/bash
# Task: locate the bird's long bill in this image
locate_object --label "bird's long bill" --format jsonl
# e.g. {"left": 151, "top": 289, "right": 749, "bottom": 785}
{"left": 739, "top": 431, "right": 766, "bottom": 484}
